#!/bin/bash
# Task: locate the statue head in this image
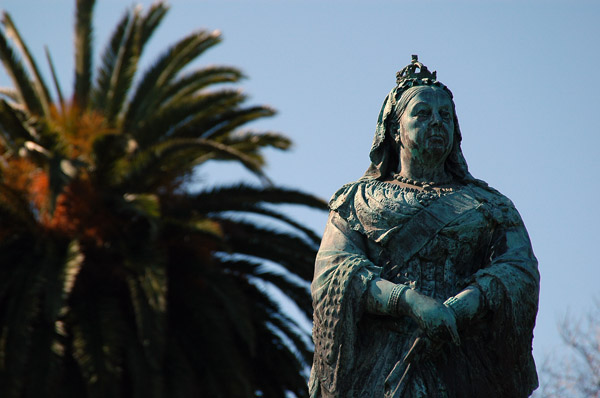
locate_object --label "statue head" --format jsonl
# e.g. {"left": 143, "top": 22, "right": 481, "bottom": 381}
{"left": 363, "top": 56, "right": 472, "bottom": 181}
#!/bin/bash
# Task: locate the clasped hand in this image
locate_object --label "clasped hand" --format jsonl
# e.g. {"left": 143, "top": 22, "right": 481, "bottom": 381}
{"left": 402, "top": 289, "right": 460, "bottom": 346}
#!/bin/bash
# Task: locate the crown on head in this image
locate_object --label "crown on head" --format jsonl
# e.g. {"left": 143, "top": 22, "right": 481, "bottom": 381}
{"left": 396, "top": 55, "right": 438, "bottom": 87}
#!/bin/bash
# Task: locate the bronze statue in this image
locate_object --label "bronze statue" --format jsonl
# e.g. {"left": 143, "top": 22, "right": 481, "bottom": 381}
{"left": 309, "top": 56, "right": 539, "bottom": 398}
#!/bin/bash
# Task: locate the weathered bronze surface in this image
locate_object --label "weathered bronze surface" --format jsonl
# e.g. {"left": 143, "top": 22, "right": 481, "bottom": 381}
{"left": 309, "top": 56, "right": 539, "bottom": 398}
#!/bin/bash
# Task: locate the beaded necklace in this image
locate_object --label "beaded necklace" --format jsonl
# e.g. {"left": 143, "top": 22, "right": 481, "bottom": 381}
{"left": 392, "top": 173, "right": 455, "bottom": 206}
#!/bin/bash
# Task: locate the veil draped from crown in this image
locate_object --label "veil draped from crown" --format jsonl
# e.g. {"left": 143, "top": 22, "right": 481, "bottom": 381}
{"left": 361, "top": 85, "right": 474, "bottom": 182}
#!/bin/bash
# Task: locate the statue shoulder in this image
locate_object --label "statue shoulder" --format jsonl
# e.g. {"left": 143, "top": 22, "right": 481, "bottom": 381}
{"left": 466, "top": 180, "right": 523, "bottom": 226}
{"left": 328, "top": 179, "right": 372, "bottom": 210}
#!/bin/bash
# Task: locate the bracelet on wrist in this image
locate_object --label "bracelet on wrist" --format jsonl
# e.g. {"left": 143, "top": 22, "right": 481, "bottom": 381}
{"left": 388, "top": 284, "right": 409, "bottom": 315}
{"left": 443, "top": 287, "right": 482, "bottom": 321}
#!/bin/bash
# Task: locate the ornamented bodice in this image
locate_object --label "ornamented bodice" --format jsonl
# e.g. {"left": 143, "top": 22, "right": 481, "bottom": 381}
{"left": 331, "top": 179, "right": 502, "bottom": 300}
{"left": 311, "top": 178, "right": 539, "bottom": 398}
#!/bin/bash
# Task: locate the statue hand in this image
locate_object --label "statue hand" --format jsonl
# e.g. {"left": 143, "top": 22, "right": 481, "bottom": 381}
{"left": 443, "top": 286, "right": 484, "bottom": 328}
{"left": 402, "top": 289, "right": 460, "bottom": 346}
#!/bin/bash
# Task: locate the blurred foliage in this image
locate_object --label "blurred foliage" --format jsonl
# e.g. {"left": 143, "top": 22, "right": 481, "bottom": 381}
{"left": 0, "top": 1, "right": 327, "bottom": 397}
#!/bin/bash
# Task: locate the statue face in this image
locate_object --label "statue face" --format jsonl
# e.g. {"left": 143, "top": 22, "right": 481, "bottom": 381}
{"left": 398, "top": 87, "right": 454, "bottom": 166}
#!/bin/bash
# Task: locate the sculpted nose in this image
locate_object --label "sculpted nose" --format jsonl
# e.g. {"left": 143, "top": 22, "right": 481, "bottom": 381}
{"left": 431, "top": 111, "right": 443, "bottom": 127}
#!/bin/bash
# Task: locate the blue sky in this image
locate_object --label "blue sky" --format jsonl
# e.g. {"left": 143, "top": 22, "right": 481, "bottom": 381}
{"left": 1, "top": 0, "right": 599, "bottom": 370}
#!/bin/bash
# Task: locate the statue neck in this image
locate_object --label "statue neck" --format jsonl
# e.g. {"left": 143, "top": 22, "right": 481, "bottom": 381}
{"left": 397, "top": 150, "right": 450, "bottom": 184}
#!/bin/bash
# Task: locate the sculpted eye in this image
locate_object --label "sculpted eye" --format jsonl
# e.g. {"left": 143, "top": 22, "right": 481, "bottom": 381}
{"left": 440, "top": 110, "right": 452, "bottom": 120}
{"left": 416, "top": 109, "right": 431, "bottom": 118}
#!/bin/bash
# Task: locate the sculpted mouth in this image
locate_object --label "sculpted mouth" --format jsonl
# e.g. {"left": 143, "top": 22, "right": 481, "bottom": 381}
{"left": 428, "top": 129, "right": 447, "bottom": 140}
{"left": 429, "top": 128, "right": 446, "bottom": 137}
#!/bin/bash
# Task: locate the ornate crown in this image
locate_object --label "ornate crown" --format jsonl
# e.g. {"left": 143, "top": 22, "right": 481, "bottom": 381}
{"left": 396, "top": 55, "right": 437, "bottom": 86}
{"left": 393, "top": 55, "right": 452, "bottom": 98}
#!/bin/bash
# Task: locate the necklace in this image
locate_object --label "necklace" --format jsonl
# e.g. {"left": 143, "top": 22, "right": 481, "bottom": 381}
{"left": 392, "top": 173, "right": 456, "bottom": 207}
{"left": 392, "top": 173, "right": 451, "bottom": 189}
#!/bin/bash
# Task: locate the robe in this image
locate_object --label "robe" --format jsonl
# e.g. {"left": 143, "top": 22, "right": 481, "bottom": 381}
{"left": 309, "top": 178, "right": 539, "bottom": 398}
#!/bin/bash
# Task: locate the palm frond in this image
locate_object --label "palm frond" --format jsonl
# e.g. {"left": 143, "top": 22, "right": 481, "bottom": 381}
{"left": 166, "top": 185, "right": 326, "bottom": 244}
{"left": 206, "top": 273, "right": 257, "bottom": 354}
{"left": 0, "top": 99, "right": 37, "bottom": 150}
{"left": 123, "top": 29, "right": 222, "bottom": 132}
{"left": 90, "top": 132, "right": 132, "bottom": 186}
{"left": 38, "top": 240, "right": 79, "bottom": 322}
{"left": 161, "top": 217, "right": 224, "bottom": 248}
{"left": 0, "top": 18, "right": 44, "bottom": 115}
{"left": 268, "top": 311, "right": 312, "bottom": 363}
{"left": 138, "top": 2, "right": 169, "bottom": 49}
{"left": 159, "top": 66, "right": 243, "bottom": 105}
{"left": 223, "top": 259, "right": 312, "bottom": 320}
{"left": 187, "top": 184, "right": 328, "bottom": 213}
{"left": 233, "top": 204, "right": 323, "bottom": 245}
{"left": 217, "top": 219, "right": 317, "bottom": 281}
{"left": 45, "top": 46, "right": 65, "bottom": 111}
{"left": 125, "top": 266, "right": 166, "bottom": 373}
{"left": 69, "top": 287, "right": 127, "bottom": 397}
{"left": 123, "top": 193, "right": 161, "bottom": 219}
{"left": 0, "top": 87, "right": 18, "bottom": 101}
{"left": 62, "top": 241, "right": 84, "bottom": 301}
{"left": 241, "top": 283, "right": 310, "bottom": 397}
{"left": 118, "top": 137, "right": 268, "bottom": 192}
{"left": 174, "top": 105, "right": 276, "bottom": 141}
{"left": 132, "top": 89, "right": 245, "bottom": 148}
{"left": 47, "top": 156, "right": 78, "bottom": 214}
{"left": 28, "top": 119, "right": 65, "bottom": 158}
{"left": 101, "top": 9, "right": 141, "bottom": 126}
{"left": 166, "top": 261, "right": 251, "bottom": 397}
{"left": 20, "top": 318, "right": 63, "bottom": 398}
{"left": 20, "top": 239, "right": 81, "bottom": 398}
{"left": 225, "top": 130, "right": 292, "bottom": 152}
{"left": 91, "top": 10, "right": 131, "bottom": 112}
{"left": 1, "top": 13, "right": 52, "bottom": 117}
{"left": 195, "top": 131, "right": 293, "bottom": 169}
{"left": 73, "top": 0, "right": 95, "bottom": 108}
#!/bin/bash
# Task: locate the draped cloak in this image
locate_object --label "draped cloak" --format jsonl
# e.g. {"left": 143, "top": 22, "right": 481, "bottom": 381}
{"left": 308, "top": 178, "right": 539, "bottom": 398}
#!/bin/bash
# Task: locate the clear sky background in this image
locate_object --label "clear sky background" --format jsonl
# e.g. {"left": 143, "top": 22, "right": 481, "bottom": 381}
{"left": 1, "top": 0, "right": 599, "bottom": 373}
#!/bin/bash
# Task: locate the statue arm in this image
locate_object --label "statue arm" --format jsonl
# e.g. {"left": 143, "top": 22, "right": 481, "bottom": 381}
{"left": 447, "top": 203, "right": 539, "bottom": 339}
{"left": 312, "top": 211, "right": 378, "bottom": 312}
{"left": 474, "top": 215, "right": 539, "bottom": 318}
{"left": 314, "top": 211, "right": 406, "bottom": 316}
{"left": 314, "top": 211, "right": 460, "bottom": 344}
{"left": 443, "top": 285, "right": 484, "bottom": 329}
{"left": 452, "top": 208, "right": 539, "bottom": 394}
{"left": 310, "top": 210, "right": 380, "bottom": 393}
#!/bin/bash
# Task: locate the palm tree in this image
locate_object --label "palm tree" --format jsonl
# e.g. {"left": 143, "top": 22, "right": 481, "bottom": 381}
{"left": 0, "top": 1, "right": 326, "bottom": 397}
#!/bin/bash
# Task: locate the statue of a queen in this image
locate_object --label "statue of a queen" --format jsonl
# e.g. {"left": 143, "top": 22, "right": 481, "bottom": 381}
{"left": 309, "top": 56, "right": 540, "bottom": 398}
